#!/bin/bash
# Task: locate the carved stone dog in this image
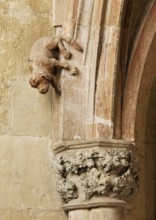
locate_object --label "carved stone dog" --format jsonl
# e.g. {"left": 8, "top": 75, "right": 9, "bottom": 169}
{"left": 28, "top": 34, "right": 83, "bottom": 95}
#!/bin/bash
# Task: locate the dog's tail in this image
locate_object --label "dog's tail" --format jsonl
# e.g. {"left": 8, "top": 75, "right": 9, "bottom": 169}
{"left": 58, "top": 34, "right": 83, "bottom": 52}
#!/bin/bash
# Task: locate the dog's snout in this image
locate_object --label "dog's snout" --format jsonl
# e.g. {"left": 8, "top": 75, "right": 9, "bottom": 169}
{"left": 38, "top": 82, "right": 49, "bottom": 94}
{"left": 39, "top": 87, "right": 49, "bottom": 94}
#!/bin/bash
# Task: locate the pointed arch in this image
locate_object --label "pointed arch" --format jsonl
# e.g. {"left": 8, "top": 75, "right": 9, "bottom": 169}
{"left": 122, "top": 2, "right": 156, "bottom": 140}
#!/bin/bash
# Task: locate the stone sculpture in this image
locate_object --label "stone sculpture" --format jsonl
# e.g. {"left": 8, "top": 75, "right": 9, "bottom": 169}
{"left": 55, "top": 148, "right": 139, "bottom": 202}
{"left": 28, "top": 34, "right": 83, "bottom": 94}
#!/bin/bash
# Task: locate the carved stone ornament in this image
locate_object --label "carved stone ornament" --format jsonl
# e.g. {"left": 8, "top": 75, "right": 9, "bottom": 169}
{"left": 54, "top": 147, "right": 139, "bottom": 203}
{"left": 28, "top": 34, "right": 83, "bottom": 95}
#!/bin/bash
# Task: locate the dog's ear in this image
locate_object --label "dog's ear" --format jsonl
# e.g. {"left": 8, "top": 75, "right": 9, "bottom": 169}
{"left": 41, "top": 73, "right": 52, "bottom": 81}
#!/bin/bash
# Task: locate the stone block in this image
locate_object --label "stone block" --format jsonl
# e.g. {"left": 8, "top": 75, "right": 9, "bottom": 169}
{"left": 0, "top": 135, "right": 61, "bottom": 210}
{"left": 63, "top": 107, "right": 85, "bottom": 140}
{"left": 10, "top": 80, "right": 52, "bottom": 137}
{"left": 0, "top": 210, "right": 67, "bottom": 220}
{"left": 52, "top": 0, "right": 66, "bottom": 26}
{"left": 0, "top": 0, "right": 53, "bottom": 135}
{"left": 0, "top": 80, "right": 9, "bottom": 134}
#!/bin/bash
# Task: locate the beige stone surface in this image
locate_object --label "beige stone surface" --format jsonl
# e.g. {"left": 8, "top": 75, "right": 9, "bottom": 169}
{"left": 94, "top": 26, "right": 121, "bottom": 138}
{"left": 10, "top": 80, "right": 52, "bottom": 137}
{"left": 105, "top": 0, "right": 124, "bottom": 26}
{"left": 0, "top": 135, "right": 67, "bottom": 218}
{"left": 52, "top": 1, "right": 155, "bottom": 220}
{"left": 0, "top": 0, "right": 53, "bottom": 134}
{"left": 69, "top": 210, "right": 89, "bottom": 220}
{"left": 0, "top": 210, "right": 67, "bottom": 220}
{"left": 0, "top": 0, "right": 155, "bottom": 219}
{"left": 52, "top": 0, "right": 66, "bottom": 27}
{"left": 0, "top": 1, "right": 67, "bottom": 220}
{"left": 90, "top": 208, "right": 121, "bottom": 220}
{"left": 0, "top": 135, "right": 61, "bottom": 210}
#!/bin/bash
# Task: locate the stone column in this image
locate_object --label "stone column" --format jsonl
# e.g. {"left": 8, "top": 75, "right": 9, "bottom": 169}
{"left": 68, "top": 208, "right": 123, "bottom": 220}
{"left": 52, "top": 1, "right": 139, "bottom": 219}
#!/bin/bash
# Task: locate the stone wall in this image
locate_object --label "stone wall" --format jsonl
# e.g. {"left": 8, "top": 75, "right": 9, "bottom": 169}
{"left": 0, "top": 1, "right": 66, "bottom": 219}
{"left": 1, "top": 1, "right": 155, "bottom": 219}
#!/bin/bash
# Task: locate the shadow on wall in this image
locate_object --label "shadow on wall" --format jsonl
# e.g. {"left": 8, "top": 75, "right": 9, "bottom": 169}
{"left": 144, "top": 77, "right": 156, "bottom": 220}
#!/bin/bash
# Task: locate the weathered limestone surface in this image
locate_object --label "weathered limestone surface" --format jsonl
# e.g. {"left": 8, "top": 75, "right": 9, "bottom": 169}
{"left": 0, "top": 0, "right": 155, "bottom": 219}
{"left": 0, "top": 1, "right": 66, "bottom": 220}
{"left": 0, "top": 0, "right": 53, "bottom": 134}
{"left": 10, "top": 80, "right": 52, "bottom": 137}
{"left": 54, "top": 141, "right": 139, "bottom": 203}
{"left": 52, "top": 0, "right": 126, "bottom": 143}
{"left": 51, "top": 1, "right": 156, "bottom": 220}
{"left": 0, "top": 136, "right": 51, "bottom": 208}
{"left": 0, "top": 210, "right": 66, "bottom": 220}
{"left": 0, "top": 136, "right": 66, "bottom": 218}
{"left": 69, "top": 210, "right": 89, "bottom": 220}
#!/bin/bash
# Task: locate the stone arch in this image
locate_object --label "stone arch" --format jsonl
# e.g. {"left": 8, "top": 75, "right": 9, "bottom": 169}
{"left": 122, "top": 2, "right": 156, "bottom": 219}
{"left": 122, "top": 2, "right": 156, "bottom": 140}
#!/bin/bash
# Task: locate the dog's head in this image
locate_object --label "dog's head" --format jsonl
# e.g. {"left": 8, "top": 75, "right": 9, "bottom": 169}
{"left": 29, "top": 72, "right": 52, "bottom": 94}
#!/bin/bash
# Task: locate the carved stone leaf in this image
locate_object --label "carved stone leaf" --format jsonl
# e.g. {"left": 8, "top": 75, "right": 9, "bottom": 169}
{"left": 113, "top": 170, "right": 139, "bottom": 198}
{"left": 57, "top": 178, "right": 78, "bottom": 202}
{"left": 54, "top": 148, "right": 140, "bottom": 203}
{"left": 81, "top": 168, "right": 111, "bottom": 199}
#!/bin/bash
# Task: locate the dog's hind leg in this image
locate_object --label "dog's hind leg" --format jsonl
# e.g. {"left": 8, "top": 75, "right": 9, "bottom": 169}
{"left": 49, "top": 77, "right": 61, "bottom": 96}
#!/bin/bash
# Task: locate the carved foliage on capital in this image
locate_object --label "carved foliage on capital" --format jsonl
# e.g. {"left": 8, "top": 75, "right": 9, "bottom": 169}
{"left": 57, "top": 178, "right": 78, "bottom": 203}
{"left": 55, "top": 148, "right": 139, "bottom": 203}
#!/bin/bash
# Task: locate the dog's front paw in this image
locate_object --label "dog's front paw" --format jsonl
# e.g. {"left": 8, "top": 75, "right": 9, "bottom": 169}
{"left": 70, "top": 67, "right": 79, "bottom": 76}
{"left": 62, "top": 50, "right": 72, "bottom": 59}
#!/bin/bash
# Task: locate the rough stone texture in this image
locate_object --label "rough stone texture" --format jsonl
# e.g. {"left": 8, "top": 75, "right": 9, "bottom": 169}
{"left": 0, "top": 136, "right": 59, "bottom": 208}
{"left": 10, "top": 80, "right": 52, "bottom": 137}
{"left": 121, "top": 3, "right": 156, "bottom": 220}
{"left": 52, "top": 0, "right": 66, "bottom": 27}
{"left": 0, "top": 0, "right": 155, "bottom": 219}
{"left": 51, "top": 1, "right": 156, "bottom": 220}
{"left": 55, "top": 147, "right": 139, "bottom": 202}
{"left": 0, "top": 135, "right": 65, "bottom": 219}
{"left": 52, "top": 0, "right": 125, "bottom": 143}
{"left": 94, "top": 26, "right": 121, "bottom": 138}
{"left": 0, "top": 0, "right": 53, "bottom": 134}
{"left": 0, "top": 1, "right": 67, "bottom": 220}
{"left": 0, "top": 210, "right": 66, "bottom": 220}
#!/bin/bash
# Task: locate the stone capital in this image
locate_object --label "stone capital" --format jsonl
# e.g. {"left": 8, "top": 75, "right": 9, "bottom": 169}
{"left": 53, "top": 139, "right": 139, "bottom": 207}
